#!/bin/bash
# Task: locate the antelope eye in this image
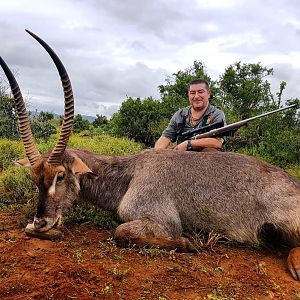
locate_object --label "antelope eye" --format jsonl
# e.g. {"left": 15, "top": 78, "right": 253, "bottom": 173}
{"left": 57, "top": 172, "right": 65, "bottom": 182}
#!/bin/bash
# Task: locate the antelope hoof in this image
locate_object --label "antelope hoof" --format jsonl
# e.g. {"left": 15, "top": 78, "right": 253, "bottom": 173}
{"left": 287, "top": 247, "right": 300, "bottom": 280}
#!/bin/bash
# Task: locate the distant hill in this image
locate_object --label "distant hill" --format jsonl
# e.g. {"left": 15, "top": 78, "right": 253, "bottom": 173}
{"left": 82, "top": 115, "right": 96, "bottom": 122}
{"left": 29, "top": 111, "right": 96, "bottom": 122}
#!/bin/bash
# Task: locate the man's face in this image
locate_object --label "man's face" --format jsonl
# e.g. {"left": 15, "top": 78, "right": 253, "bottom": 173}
{"left": 188, "top": 83, "right": 211, "bottom": 111}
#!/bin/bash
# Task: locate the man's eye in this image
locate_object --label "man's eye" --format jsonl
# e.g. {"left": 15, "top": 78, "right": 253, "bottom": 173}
{"left": 57, "top": 173, "right": 65, "bottom": 182}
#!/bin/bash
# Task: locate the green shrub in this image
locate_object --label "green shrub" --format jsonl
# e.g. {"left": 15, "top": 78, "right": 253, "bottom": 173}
{"left": 0, "top": 165, "right": 36, "bottom": 207}
{"left": 36, "top": 135, "right": 57, "bottom": 153}
{"left": 32, "top": 120, "right": 57, "bottom": 140}
{"left": 68, "top": 134, "right": 143, "bottom": 155}
{"left": 64, "top": 202, "right": 120, "bottom": 229}
{"left": 0, "top": 139, "right": 24, "bottom": 170}
{"left": 287, "top": 166, "right": 300, "bottom": 181}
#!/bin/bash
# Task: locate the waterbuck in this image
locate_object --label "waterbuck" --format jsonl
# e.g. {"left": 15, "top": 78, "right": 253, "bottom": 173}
{"left": 1, "top": 30, "right": 300, "bottom": 280}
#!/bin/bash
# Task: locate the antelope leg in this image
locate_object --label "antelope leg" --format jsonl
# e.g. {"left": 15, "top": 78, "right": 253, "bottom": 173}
{"left": 114, "top": 218, "right": 196, "bottom": 252}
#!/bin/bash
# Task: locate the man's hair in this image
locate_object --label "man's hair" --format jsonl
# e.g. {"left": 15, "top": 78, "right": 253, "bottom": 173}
{"left": 188, "top": 79, "right": 210, "bottom": 90}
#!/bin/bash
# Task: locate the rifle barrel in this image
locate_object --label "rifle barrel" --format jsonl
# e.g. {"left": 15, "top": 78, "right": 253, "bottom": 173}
{"left": 241, "top": 104, "right": 297, "bottom": 122}
{"left": 192, "top": 104, "right": 297, "bottom": 140}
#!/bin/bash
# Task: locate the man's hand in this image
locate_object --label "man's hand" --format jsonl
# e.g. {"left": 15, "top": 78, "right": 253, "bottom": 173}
{"left": 174, "top": 141, "right": 188, "bottom": 151}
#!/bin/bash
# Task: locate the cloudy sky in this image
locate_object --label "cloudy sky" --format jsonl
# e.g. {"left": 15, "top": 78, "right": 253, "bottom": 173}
{"left": 0, "top": 0, "right": 299, "bottom": 118}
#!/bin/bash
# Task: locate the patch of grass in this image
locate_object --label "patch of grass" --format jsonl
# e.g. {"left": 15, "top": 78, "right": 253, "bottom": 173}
{"left": 287, "top": 165, "right": 300, "bottom": 181}
{"left": 113, "top": 254, "right": 123, "bottom": 262}
{"left": 111, "top": 266, "right": 131, "bottom": 280}
{"left": 36, "top": 136, "right": 57, "bottom": 153}
{"left": 64, "top": 202, "right": 120, "bottom": 229}
{"left": 138, "top": 247, "right": 176, "bottom": 258}
{"left": 158, "top": 296, "right": 170, "bottom": 300}
{"left": 73, "top": 249, "right": 86, "bottom": 264}
{"left": 68, "top": 134, "right": 143, "bottom": 155}
{"left": 187, "top": 230, "right": 229, "bottom": 252}
{"left": 205, "top": 285, "right": 234, "bottom": 300}
{"left": 102, "top": 283, "right": 113, "bottom": 297}
{"left": 98, "top": 238, "right": 121, "bottom": 256}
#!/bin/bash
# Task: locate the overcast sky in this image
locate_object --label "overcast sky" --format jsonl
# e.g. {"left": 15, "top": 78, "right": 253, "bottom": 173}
{"left": 1, "top": 0, "right": 299, "bottom": 118}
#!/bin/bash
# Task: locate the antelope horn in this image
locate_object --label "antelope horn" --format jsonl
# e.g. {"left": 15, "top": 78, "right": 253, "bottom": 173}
{"left": 26, "top": 29, "right": 74, "bottom": 165}
{"left": 0, "top": 56, "right": 41, "bottom": 165}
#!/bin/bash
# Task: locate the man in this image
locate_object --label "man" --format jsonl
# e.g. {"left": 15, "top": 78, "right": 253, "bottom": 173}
{"left": 154, "top": 79, "right": 226, "bottom": 151}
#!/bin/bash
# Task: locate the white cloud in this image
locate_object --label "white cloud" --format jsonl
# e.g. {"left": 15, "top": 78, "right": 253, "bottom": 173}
{"left": 0, "top": 0, "right": 299, "bottom": 117}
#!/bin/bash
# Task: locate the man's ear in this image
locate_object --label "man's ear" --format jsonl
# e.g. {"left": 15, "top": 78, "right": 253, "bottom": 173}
{"left": 16, "top": 157, "right": 31, "bottom": 168}
{"left": 71, "top": 156, "right": 93, "bottom": 174}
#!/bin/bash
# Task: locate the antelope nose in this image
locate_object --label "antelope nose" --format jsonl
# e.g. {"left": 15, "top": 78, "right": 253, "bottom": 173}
{"left": 34, "top": 218, "right": 47, "bottom": 230}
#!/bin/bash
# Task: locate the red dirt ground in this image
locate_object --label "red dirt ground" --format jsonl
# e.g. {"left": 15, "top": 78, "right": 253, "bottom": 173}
{"left": 1, "top": 208, "right": 300, "bottom": 300}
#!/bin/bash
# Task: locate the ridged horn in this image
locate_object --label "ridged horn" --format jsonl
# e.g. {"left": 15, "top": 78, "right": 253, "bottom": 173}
{"left": 0, "top": 56, "right": 41, "bottom": 165}
{"left": 26, "top": 29, "right": 74, "bottom": 165}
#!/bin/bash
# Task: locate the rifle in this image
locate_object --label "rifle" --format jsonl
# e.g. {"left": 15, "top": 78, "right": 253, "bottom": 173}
{"left": 181, "top": 120, "right": 225, "bottom": 138}
{"left": 190, "top": 104, "right": 297, "bottom": 140}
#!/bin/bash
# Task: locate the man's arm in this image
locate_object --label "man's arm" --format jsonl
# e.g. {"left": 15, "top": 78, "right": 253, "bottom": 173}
{"left": 174, "top": 137, "right": 223, "bottom": 151}
{"left": 154, "top": 136, "right": 172, "bottom": 149}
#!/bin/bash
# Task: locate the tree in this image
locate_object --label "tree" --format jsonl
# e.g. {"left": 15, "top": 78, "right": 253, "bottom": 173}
{"left": 37, "top": 111, "right": 54, "bottom": 122}
{"left": 73, "top": 114, "right": 91, "bottom": 133}
{"left": 92, "top": 114, "right": 108, "bottom": 128}
{"left": 159, "top": 60, "right": 216, "bottom": 118}
{"left": 217, "top": 62, "right": 275, "bottom": 120}
{"left": 31, "top": 120, "right": 56, "bottom": 140}
{"left": 109, "top": 97, "right": 163, "bottom": 146}
{"left": 217, "top": 62, "right": 300, "bottom": 166}
{"left": 0, "top": 95, "right": 19, "bottom": 139}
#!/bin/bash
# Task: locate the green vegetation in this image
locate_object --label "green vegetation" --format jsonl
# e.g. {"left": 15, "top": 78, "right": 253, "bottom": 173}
{"left": 109, "top": 97, "right": 163, "bottom": 147}
{"left": 0, "top": 139, "right": 24, "bottom": 170}
{"left": 73, "top": 114, "right": 91, "bottom": 133}
{"left": 68, "top": 134, "right": 143, "bottom": 155}
{"left": 109, "top": 60, "right": 299, "bottom": 167}
{"left": 65, "top": 202, "right": 120, "bottom": 229}
{"left": 0, "top": 96, "right": 19, "bottom": 139}
{"left": 0, "top": 133, "right": 142, "bottom": 227}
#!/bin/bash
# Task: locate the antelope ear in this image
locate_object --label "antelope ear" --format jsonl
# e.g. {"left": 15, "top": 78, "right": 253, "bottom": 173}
{"left": 71, "top": 156, "right": 93, "bottom": 174}
{"left": 16, "top": 157, "right": 31, "bottom": 168}
{"left": 85, "top": 172, "right": 98, "bottom": 179}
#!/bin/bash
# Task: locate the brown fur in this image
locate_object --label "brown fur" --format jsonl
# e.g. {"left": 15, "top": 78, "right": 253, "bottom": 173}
{"left": 19, "top": 147, "right": 300, "bottom": 280}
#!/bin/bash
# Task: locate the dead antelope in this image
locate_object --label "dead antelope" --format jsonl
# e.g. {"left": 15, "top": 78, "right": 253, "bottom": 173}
{"left": 1, "top": 31, "right": 300, "bottom": 280}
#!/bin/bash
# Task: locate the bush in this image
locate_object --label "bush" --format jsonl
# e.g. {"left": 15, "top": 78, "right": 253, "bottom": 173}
{"left": 109, "top": 97, "right": 163, "bottom": 147}
{"left": 0, "top": 96, "right": 19, "bottom": 139}
{"left": 287, "top": 166, "right": 300, "bottom": 181}
{"left": 68, "top": 134, "right": 144, "bottom": 155}
{"left": 73, "top": 114, "right": 91, "bottom": 133}
{"left": 64, "top": 202, "right": 120, "bottom": 229}
{"left": 0, "top": 165, "right": 36, "bottom": 207}
{"left": 31, "top": 120, "right": 57, "bottom": 140}
{"left": 0, "top": 139, "right": 24, "bottom": 170}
